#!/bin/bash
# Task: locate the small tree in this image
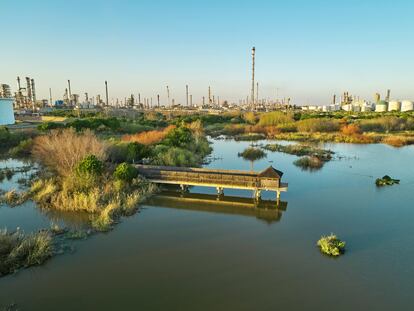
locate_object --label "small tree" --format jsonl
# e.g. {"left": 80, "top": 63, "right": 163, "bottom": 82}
{"left": 238, "top": 147, "right": 266, "bottom": 171}
{"left": 76, "top": 155, "right": 104, "bottom": 176}
{"left": 114, "top": 163, "right": 138, "bottom": 182}
{"left": 162, "top": 127, "right": 194, "bottom": 148}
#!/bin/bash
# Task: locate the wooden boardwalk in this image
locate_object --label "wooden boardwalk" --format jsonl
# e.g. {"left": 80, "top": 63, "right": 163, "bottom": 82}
{"left": 135, "top": 165, "right": 288, "bottom": 200}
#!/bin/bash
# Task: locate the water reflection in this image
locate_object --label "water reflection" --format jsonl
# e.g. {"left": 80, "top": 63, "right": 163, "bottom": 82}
{"left": 39, "top": 208, "right": 91, "bottom": 230}
{"left": 146, "top": 190, "right": 288, "bottom": 224}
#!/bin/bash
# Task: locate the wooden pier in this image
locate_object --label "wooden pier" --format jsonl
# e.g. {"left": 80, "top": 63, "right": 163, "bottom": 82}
{"left": 135, "top": 165, "right": 288, "bottom": 200}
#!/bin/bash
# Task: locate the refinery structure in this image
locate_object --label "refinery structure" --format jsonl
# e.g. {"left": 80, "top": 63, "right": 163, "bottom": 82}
{"left": 1, "top": 47, "right": 413, "bottom": 123}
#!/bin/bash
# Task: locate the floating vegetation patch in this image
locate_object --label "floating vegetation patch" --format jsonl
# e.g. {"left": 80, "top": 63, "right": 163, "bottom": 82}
{"left": 317, "top": 234, "right": 346, "bottom": 257}
{"left": 234, "top": 133, "right": 266, "bottom": 141}
{"left": 263, "top": 143, "right": 333, "bottom": 160}
{"left": 375, "top": 175, "right": 400, "bottom": 186}
{"left": 294, "top": 156, "right": 323, "bottom": 171}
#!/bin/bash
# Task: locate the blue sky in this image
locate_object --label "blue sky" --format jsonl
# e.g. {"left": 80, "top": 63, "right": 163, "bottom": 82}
{"left": 1, "top": 0, "right": 413, "bottom": 105}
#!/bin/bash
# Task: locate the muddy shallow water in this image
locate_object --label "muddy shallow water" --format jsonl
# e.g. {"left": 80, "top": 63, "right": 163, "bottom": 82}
{"left": 1, "top": 139, "right": 413, "bottom": 310}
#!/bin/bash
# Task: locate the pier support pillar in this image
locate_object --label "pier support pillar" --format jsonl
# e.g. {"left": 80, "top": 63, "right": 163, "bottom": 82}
{"left": 180, "top": 184, "right": 188, "bottom": 193}
{"left": 254, "top": 189, "right": 261, "bottom": 201}
{"left": 216, "top": 187, "right": 224, "bottom": 195}
{"left": 276, "top": 191, "right": 281, "bottom": 201}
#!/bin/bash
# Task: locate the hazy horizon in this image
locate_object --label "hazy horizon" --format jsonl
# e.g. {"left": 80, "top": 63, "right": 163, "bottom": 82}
{"left": 1, "top": 0, "right": 413, "bottom": 105}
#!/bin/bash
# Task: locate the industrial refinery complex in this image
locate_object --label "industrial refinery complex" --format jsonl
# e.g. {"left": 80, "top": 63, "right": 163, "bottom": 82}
{"left": 1, "top": 47, "right": 413, "bottom": 126}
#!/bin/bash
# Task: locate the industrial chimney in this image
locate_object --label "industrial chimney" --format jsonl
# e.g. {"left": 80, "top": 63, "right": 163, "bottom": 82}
{"left": 251, "top": 47, "right": 256, "bottom": 110}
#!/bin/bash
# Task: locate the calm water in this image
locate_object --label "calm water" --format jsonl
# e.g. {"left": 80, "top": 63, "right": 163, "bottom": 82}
{"left": 1, "top": 139, "right": 414, "bottom": 310}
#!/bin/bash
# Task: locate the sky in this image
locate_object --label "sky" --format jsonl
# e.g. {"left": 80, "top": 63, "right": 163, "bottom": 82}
{"left": 1, "top": 0, "right": 413, "bottom": 105}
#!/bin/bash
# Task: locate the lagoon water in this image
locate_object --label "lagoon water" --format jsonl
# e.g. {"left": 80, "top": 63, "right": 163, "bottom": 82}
{"left": 1, "top": 139, "right": 414, "bottom": 310}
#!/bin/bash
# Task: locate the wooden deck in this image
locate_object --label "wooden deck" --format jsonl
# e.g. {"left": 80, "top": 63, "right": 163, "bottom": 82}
{"left": 135, "top": 165, "right": 288, "bottom": 200}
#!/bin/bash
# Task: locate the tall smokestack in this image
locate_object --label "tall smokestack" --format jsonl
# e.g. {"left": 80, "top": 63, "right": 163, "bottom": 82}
{"left": 105, "top": 81, "right": 109, "bottom": 106}
{"left": 17, "top": 77, "right": 21, "bottom": 90}
{"left": 333, "top": 94, "right": 336, "bottom": 105}
{"left": 386, "top": 89, "right": 391, "bottom": 101}
{"left": 25, "top": 77, "right": 32, "bottom": 104}
{"left": 256, "top": 82, "right": 259, "bottom": 105}
{"left": 208, "top": 86, "right": 211, "bottom": 104}
{"left": 190, "top": 94, "right": 193, "bottom": 107}
{"left": 186, "top": 85, "right": 189, "bottom": 106}
{"left": 251, "top": 47, "right": 256, "bottom": 110}
{"left": 49, "top": 88, "right": 53, "bottom": 106}
{"left": 157, "top": 94, "right": 160, "bottom": 107}
{"left": 68, "top": 80, "right": 72, "bottom": 97}
{"left": 166, "top": 86, "right": 170, "bottom": 107}
{"left": 31, "top": 79, "right": 36, "bottom": 104}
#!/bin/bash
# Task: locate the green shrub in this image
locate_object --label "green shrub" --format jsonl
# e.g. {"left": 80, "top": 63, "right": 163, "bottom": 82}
{"left": 37, "top": 122, "right": 65, "bottom": 131}
{"left": 0, "top": 127, "right": 28, "bottom": 150}
{"left": 8, "top": 138, "right": 33, "bottom": 157}
{"left": 317, "top": 234, "right": 345, "bottom": 256}
{"left": 76, "top": 155, "right": 104, "bottom": 176}
{"left": 152, "top": 146, "right": 197, "bottom": 167}
{"left": 126, "top": 142, "right": 151, "bottom": 163}
{"left": 114, "top": 163, "right": 138, "bottom": 181}
{"left": 162, "top": 127, "right": 194, "bottom": 147}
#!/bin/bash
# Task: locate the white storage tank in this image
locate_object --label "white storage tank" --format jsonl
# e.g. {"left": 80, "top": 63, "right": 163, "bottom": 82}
{"left": 401, "top": 100, "right": 414, "bottom": 112}
{"left": 0, "top": 98, "right": 15, "bottom": 125}
{"left": 388, "top": 101, "right": 401, "bottom": 111}
{"left": 342, "top": 104, "right": 352, "bottom": 112}
{"left": 375, "top": 100, "right": 388, "bottom": 112}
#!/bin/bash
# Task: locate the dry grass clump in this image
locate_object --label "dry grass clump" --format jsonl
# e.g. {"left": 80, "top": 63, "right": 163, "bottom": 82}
{"left": 32, "top": 128, "right": 106, "bottom": 176}
{"left": 0, "top": 229, "right": 53, "bottom": 276}
{"left": 257, "top": 111, "right": 294, "bottom": 126}
{"left": 122, "top": 125, "right": 175, "bottom": 145}
{"left": 382, "top": 136, "right": 414, "bottom": 147}
{"left": 341, "top": 124, "right": 362, "bottom": 135}
{"left": 0, "top": 190, "right": 29, "bottom": 207}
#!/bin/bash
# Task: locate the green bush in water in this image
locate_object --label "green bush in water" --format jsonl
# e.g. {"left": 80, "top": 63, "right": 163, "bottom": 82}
{"left": 76, "top": 155, "right": 104, "bottom": 176}
{"left": 114, "top": 163, "right": 138, "bottom": 182}
{"left": 317, "top": 234, "right": 346, "bottom": 257}
{"left": 375, "top": 175, "right": 400, "bottom": 186}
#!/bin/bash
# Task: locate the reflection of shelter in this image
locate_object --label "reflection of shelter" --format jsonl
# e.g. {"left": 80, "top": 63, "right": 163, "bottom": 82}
{"left": 136, "top": 165, "right": 288, "bottom": 200}
{"left": 146, "top": 191, "right": 288, "bottom": 224}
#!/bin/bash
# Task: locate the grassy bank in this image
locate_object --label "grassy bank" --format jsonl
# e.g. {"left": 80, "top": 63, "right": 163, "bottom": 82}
{"left": 204, "top": 111, "right": 414, "bottom": 147}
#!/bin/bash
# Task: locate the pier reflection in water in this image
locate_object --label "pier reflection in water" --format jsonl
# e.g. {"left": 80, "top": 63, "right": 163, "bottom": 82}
{"left": 146, "top": 190, "right": 287, "bottom": 224}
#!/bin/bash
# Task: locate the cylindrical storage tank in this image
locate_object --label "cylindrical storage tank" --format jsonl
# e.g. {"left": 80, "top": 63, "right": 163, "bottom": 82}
{"left": 353, "top": 105, "right": 361, "bottom": 112}
{"left": 0, "top": 98, "right": 15, "bottom": 125}
{"left": 388, "top": 101, "right": 401, "bottom": 111}
{"left": 401, "top": 100, "right": 414, "bottom": 112}
{"left": 342, "top": 104, "right": 352, "bottom": 111}
{"left": 375, "top": 100, "right": 388, "bottom": 112}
